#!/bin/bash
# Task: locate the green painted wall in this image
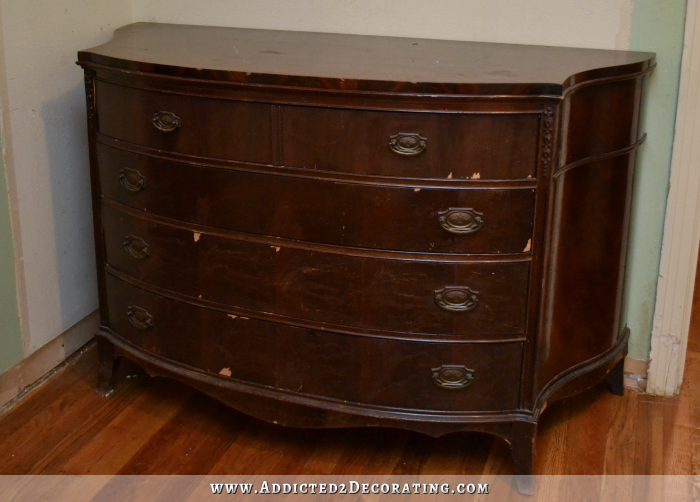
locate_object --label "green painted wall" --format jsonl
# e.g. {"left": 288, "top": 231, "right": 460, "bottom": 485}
{"left": 0, "top": 151, "right": 23, "bottom": 374}
{"left": 623, "top": 0, "right": 687, "bottom": 360}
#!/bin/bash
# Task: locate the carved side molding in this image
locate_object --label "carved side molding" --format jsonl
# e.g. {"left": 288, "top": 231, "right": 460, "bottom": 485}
{"left": 438, "top": 208, "right": 484, "bottom": 235}
{"left": 126, "top": 305, "right": 154, "bottom": 330}
{"left": 153, "top": 111, "right": 181, "bottom": 132}
{"left": 434, "top": 286, "right": 479, "bottom": 313}
{"left": 389, "top": 133, "right": 427, "bottom": 156}
{"left": 83, "top": 69, "right": 96, "bottom": 132}
{"left": 123, "top": 235, "right": 150, "bottom": 260}
{"left": 431, "top": 365, "right": 475, "bottom": 390}
{"left": 541, "top": 105, "right": 555, "bottom": 176}
{"left": 119, "top": 168, "right": 146, "bottom": 192}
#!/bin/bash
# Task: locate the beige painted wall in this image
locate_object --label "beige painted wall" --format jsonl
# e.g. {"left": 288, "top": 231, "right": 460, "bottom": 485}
{"left": 0, "top": 0, "right": 133, "bottom": 355}
{"left": 135, "top": 0, "right": 633, "bottom": 49}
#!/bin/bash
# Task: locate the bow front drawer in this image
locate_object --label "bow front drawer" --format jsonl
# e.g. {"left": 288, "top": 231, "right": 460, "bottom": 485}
{"left": 281, "top": 106, "right": 541, "bottom": 179}
{"left": 95, "top": 81, "right": 273, "bottom": 163}
{"left": 97, "top": 144, "right": 535, "bottom": 254}
{"left": 102, "top": 204, "right": 530, "bottom": 339}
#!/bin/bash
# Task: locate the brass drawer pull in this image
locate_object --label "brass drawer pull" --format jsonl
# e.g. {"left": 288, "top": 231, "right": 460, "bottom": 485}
{"left": 123, "top": 235, "right": 150, "bottom": 259}
{"left": 435, "top": 286, "right": 478, "bottom": 312}
{"left": 126, "top": 305, "right": 153, "bottom": 330}
{"left": 119, "top": 168, "right": 146, "bottom": 192}
{"left": 432, "top": 365, "right": 475, "bottom": 390}
{"left": 153, "top": 111, "right": 181, "bottom": 132}
{"left": 438, "top": 208, "right": 484, "bottom": 235}
{"left": 389, "top": 132, "right": 427, "bottom": 156}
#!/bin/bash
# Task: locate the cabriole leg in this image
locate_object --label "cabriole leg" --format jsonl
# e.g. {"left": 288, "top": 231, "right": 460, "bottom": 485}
{"left": 96, "top": 337, "right": 119, "bottom": 396}
{"left": 509, "top": 421, "right": 537, "bottom": 496}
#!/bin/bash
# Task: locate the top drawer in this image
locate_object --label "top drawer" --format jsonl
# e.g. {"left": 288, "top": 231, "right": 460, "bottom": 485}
{"left": 281, "top": 107, "right": 541, "bottom": 179}
{"left": 95, "top": 81, "right": 273, "bottom": 163}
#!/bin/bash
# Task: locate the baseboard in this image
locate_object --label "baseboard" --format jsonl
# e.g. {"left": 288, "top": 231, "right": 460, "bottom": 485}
{"left": 623, "top": 356, "right": 648, "bottom": 392}
{"left": 0, "top": 310, "right": 98, "bottom": 409}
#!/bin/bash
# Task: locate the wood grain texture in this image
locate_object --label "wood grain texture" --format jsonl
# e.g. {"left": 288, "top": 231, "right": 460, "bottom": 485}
{"left": 103, "top": 274, "right": 523, "bottom": 412}
{"left": 101, "top": 206, "right": 531, "bottom": 338}
{"left": 77, "top": 23, "right": 655, "bottom": 95}
{"left": 97, "top": 143, "right": 536, "bottom": 254}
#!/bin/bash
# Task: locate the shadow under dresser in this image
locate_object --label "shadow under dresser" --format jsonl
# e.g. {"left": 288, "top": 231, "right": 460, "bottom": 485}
{"left": 77, "top": 23, "right": 655, "bottom": 494}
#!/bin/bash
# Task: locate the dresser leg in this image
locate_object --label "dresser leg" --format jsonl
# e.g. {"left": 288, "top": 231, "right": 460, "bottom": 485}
{"left": 609, "top": 357, "right": 625, "bottom": 396}
{"left": 96, "top": 338, "right": 119, "bottom": 396}
{"left": 509, "top": 421, "right": 536, "bottom": 496}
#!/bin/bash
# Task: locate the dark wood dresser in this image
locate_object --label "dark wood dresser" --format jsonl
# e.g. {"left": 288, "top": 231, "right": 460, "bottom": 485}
{"left": 77, "top": 23, "right": 654, "bottom": 491}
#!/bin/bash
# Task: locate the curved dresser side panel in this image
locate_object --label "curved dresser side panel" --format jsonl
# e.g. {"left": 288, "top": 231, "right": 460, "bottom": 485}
{"left": 534, "top": 76, "right": 647, "bottom": 403}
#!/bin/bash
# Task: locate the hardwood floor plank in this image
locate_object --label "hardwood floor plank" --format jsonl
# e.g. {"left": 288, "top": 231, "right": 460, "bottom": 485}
{"left": 390, "top": 433, "right": 435, "bottom": 475}
{"left": 604, "top": 389, "right": 638, "bottom": 475}
{"left": 116, "top": 392, "right": 242, "bottom": 474}
{"left": 0, "top": 346, "right": 98, "bottom": 439}
{"left": 60, "top": 378, "right": 196, "bottom": 474}
{"left": 329, "top": 428, "right": 408, "bottom": 475}
{"left": 559, "top": 384, "right": 613, "bottom": 475}
{"left": 206, "top": 420, "right": 285, "bottom": 475}
{"left": 0, "top": 353, "right": 148, "bottom": 474}
{"left": 420, "top": 432, "right": 493, "bottom": 475}
{"left": 300, "top": 429, "right": 355, "bottom": 475}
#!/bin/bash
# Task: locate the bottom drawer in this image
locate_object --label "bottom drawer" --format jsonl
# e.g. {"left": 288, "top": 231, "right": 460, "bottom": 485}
{"left": 105, "top": 274, "right": 523, "bottom": 412}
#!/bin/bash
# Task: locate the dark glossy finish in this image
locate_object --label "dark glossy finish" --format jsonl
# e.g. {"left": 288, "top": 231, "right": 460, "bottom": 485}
{"left": 281, "top": 106, "right": 540, "bottom": 179}
{"left": 96, "top": 81, "right": 272, "bottom": 163}
{"left": 97, "top": 143, "right": 536, "bottom": 254}
{"left": 101, "top": 202, "right": 530, "bottom": 338}
{"left": 77, "top": 23, "right": 654, "bottom": 492}
{"left": 78, "top": 23, "right": 654, "bottom": 95}
{"left": 105, "top": 275, "right": 523, "bottom": 412}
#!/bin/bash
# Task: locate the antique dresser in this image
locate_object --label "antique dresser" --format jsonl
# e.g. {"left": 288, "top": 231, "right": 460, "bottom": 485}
{"left": 78, "top": 23, "right": 654, "bottom": 492}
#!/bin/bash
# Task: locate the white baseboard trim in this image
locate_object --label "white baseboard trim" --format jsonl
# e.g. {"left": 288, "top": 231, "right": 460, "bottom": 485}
{"left": 0, "top": 310, "right": 98, "bottom": 409}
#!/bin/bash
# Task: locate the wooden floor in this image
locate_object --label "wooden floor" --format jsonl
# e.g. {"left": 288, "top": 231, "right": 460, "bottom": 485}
{"left": 2, "top": 294, "right": 699, "bottom": 477}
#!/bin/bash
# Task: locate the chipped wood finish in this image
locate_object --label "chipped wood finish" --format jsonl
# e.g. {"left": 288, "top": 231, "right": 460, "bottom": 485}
{"left": 76, "top": 23, "right": 655, "bottom": 490}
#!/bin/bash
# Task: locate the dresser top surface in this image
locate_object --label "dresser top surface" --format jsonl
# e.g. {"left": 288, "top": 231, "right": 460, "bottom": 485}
{"left": 78, "top": 22, "right": 655, "bottom": 95}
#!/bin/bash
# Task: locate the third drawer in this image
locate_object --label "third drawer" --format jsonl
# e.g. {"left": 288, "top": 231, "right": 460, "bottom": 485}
{"left": 103, "top": 203, "right": 530, "bottom": 339}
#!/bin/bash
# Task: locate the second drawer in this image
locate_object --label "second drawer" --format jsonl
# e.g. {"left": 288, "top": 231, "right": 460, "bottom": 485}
{"left": 103, "top": 204, "right": 530, "bottom": 338}
{"left": 98, "top": 143, "right": 535, "bottom": 254}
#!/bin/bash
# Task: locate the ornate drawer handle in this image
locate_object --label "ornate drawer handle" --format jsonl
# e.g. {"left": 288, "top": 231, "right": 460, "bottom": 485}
{"left": 389, "top": 133, "right": 427, "bottom": 156}
{"left": 435, "top": 286, "right": 478, "bottom": 312}
{"left": 126, "top": 305, "right": 153, "bottom": 330}
{"left": 119, "top": 168, "right": 146, "bottom": 192}
{"left": 153, "top": 111, "right": 181, "bottom": 132}
{"left": 432, "top": 365, "right": 475, "bottom": 390}
{"left": 438, "top": 208, "right": 484, "bottom": 235}
{"left": 123, "top": 235, "right": 150, "bottom": 259}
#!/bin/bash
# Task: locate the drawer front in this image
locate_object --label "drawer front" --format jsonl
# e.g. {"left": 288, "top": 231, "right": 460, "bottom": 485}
{"left": 95, "top": 81, "right": 272, "bottom": 163}
{"left": 282, "top": 106, "right": 540, "bottom": 179}
{"left": 102, "top": 204, "right": 530, "bottom": 337}
{"left": 98, "top": 144, "right": 535, "bottom": 254}
{"left": 106, "top": 275, "right": 523, "bottom": 412}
